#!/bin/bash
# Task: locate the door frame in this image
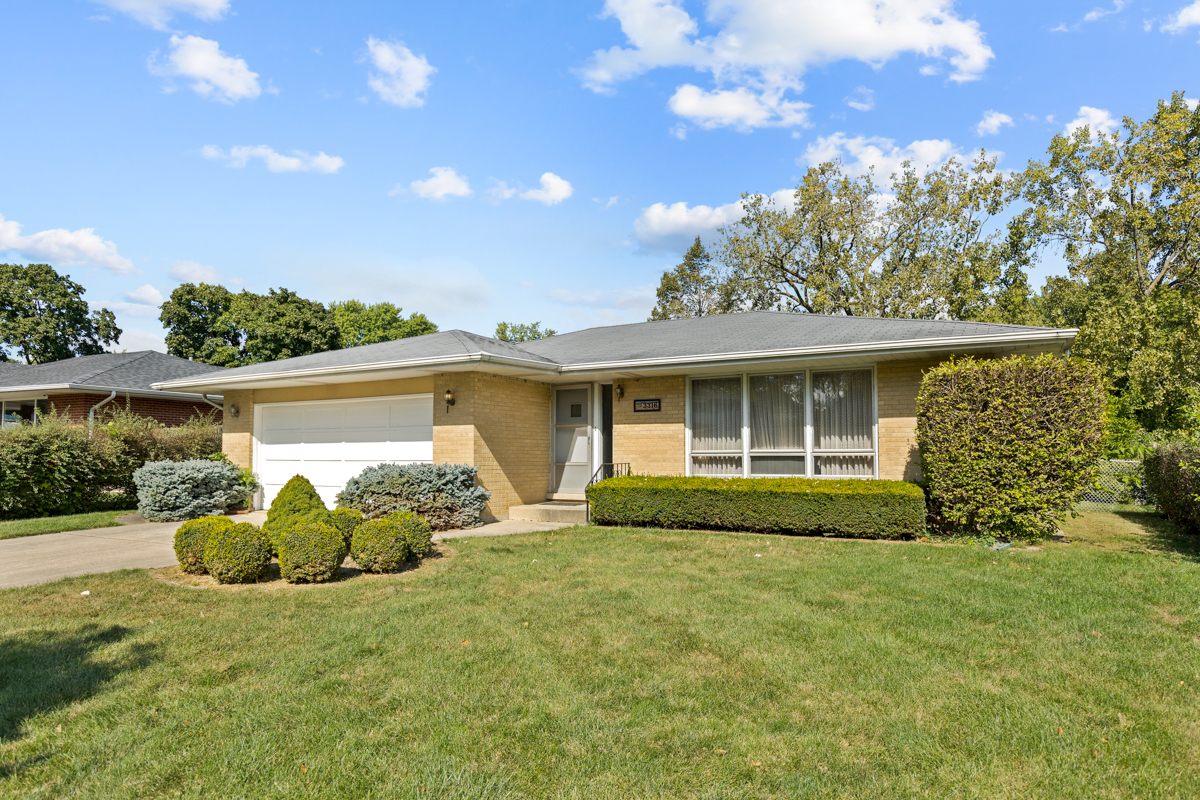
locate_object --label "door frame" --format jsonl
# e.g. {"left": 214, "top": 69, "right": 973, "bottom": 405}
{"left": 548, "top": 383, "right": 593, "bottom": 500}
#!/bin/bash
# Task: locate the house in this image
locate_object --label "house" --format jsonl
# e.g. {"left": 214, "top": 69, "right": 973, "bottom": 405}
{"left": 0, "top": 351, "right": 224, "bottom": 428}
{"left": 153, "top": 312, "right": 1076, "bottom": 519}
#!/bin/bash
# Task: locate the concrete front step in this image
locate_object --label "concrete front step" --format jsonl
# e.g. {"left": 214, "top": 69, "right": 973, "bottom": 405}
{"left": 508, "top": 501, "right": 589, "bottom": 524}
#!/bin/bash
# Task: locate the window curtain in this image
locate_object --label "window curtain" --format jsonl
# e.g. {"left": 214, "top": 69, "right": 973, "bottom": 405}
{"left": 812, "top": 370, "right": 872, "bottom": 451}
{"left": 691, "top": 377, "right": 742, "bottom": 452}
{"left": 749, "top": 373, "right": 805, "bottom": 450}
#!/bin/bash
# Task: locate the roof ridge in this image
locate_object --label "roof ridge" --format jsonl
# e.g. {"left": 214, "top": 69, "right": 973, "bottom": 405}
{"left": 445, "top": 329, "right": 477, "bottom": 356}
{"left": 447, "top": 329, "right": 559, "bottom": 363}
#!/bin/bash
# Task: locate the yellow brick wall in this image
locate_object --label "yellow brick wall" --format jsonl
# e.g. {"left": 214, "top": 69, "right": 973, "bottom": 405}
{"left": 433, "top": 372, "right": 552, "bottom": 518}
{"left": 221, "top": 389, "right": 255, "bottom": 469}
{"left": 612, "top": 376, "right": 686, "bottom": 476}
{"left": 876, "top": 359, "right": 940, "bottom": 482}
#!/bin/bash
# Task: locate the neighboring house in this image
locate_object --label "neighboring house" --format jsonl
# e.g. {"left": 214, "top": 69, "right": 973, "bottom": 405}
{"left": 154, "top": 312, "right": 1076, "bottom": 519}
{"left": 0, "top": 351, "right": 225, "bottom": 427}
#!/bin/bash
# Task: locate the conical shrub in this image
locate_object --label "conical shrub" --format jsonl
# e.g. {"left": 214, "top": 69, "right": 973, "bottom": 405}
{"left": 263, "top": 474, "right": 332, "bottom": 552}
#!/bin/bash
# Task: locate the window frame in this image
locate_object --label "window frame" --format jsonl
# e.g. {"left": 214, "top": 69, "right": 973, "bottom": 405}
{"left": 685, "top": 366, "right": 878, "bottom": 479}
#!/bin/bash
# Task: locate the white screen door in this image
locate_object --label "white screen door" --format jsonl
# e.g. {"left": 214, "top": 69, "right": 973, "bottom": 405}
{"left": 553, "top": 386, "right": 591, "bottom": 494}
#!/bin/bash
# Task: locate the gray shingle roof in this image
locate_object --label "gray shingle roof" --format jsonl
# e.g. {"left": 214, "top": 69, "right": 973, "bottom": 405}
{"left": 520, "top": 311, "right": 1055, "bottom": 365}
{"left": 0, "top": 362, "right": 29, "bottom": 374}
{"left": 155, "top": 311, "right": 1071, "bottom": 389}
{"left": 0, "top": 351, "right": 223, "bottom": 392}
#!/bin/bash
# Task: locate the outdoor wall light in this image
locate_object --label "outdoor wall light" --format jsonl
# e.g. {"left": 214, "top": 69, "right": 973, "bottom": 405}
{"left": 444, "top": 389, "right": 455, "bottom": 412}
{"left": 614, "top": 384, "right": 624, "bottom": 400}
{"left": 229, "top": 404, "right": 240, "bottom": 418}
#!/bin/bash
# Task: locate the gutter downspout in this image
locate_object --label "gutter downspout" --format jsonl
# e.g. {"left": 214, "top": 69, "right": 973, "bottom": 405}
{"left": 88, "top": 391, "right": 118, "bottom": 430}
{"left": 201, "top": 394, "right": 224, "bottom": 415}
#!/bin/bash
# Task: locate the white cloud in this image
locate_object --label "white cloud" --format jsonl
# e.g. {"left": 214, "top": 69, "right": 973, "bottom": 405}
{"left": 1065, "top": 106, "right": 1118, "bottom": 136}
{"left": 365, "top": 38, "right": 435, "bottom": 107}
{"left": 1188, "top": 98, "right": 1200, "bottom": 111}
{"left": 201, "top": 144, "right": 345, "bottom": 174}
{"left": 519, "top": 173, "right": 574, "bottom": 205}
{"left": 170, "top": 259, "right": 219, "bottom": 282}
{"left": 124, "top": 284, "right": 164, "bottom": 305}
{"left": 975, "top": 109, "right": 1014, "bottom": 136}
{"left": 91, "top": 0, "right": 228, "bottom": 30}
{"left": 801, "top": 133, "right": 960, "bottom": 177}
{"left": 409, "top": 167, "right": 472, "bottom": 200}
{"left": 0, "top": 213, "right": 136, "bottom": 273}
{"left": 668, "top": 83, "right": 810, "bottom": 130}
{"left": 845, "top": 86, "right": 875, "bottom": 112}
{"left": 580, "top": 0, "right": 993, "bottom": 130}
{"left": 489, "top": 180, "right": 517, "bottom": 200}
{"left": 1083, "top": 1, "right": 1127, "bottom": 23}
{"left": 632, "top": 189, "right": 794, "bottom": 254}
{"left": 1163, "top": 1, "right": 1200, "bottom": 32}
{"left": 150, "top": 35, "right": 261, "bottom": 103}
{"left": 114, "top": 328, "right": 167, "bottom": 351}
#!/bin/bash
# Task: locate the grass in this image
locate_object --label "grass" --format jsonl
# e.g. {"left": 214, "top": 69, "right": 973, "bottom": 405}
{"left": 0, "top": 509, "right": 134, "bottom": 540}
{"left": 1, "top": 513, "right": 1198, "bottom": 799}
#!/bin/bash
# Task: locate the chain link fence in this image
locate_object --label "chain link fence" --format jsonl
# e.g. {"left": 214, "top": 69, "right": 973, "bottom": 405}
{"left": 1077, "top": 459, "right": 1150, "bottom": 511}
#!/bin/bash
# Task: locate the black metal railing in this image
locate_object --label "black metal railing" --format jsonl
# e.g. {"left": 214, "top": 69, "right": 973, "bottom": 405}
{"left": 585, "top": 463, "right": 630, "bottom": 523}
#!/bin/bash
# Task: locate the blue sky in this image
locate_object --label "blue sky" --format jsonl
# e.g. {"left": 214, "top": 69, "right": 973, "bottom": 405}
{"left": 1, "top": 0, "right": 1199, "bottom": 352}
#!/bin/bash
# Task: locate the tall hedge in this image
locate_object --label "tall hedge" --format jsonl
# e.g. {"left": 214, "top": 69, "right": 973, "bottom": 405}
{"left": 263, "top": 475, "right": 332, "bottom": 551}
{"left": 586, "top": 475, "right": 926, "bottom": 539}
{"left": 337, "top": 463, "right": 490, "bottom": 530}
{"left": 1144, "top": 443, "right": 1200, "bottom": 532}
{"left": 917, "top": 354, "right": 1107, "bottom": 540}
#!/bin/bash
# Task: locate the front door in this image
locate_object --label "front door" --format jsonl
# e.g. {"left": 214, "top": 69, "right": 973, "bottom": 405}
{"left": 552, "top": 386, "right": 591, "bottom": 496}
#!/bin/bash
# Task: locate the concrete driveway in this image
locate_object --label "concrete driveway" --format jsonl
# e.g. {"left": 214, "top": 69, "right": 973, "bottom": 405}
{"left": 0, "top": 513, "right": 572, "bottom": 590}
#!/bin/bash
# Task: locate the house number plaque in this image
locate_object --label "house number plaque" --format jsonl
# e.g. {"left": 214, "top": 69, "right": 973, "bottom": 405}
{"left": 633, "top": 399, "right": 661, "bottom": 412}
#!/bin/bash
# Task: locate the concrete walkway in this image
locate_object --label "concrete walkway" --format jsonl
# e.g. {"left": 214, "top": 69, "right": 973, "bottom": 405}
{"left": 0, "top": 513, "right": 575, "bottom": 590}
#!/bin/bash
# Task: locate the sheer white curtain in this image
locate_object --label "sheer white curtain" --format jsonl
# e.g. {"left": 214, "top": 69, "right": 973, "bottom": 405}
{"left": 691, "top": 377, "right": 742, "bottom": 474}
{"left": 812, "top": 370, "right": 872, "bottom": 451}
{"left": 749, "top": 374, "right": 804, "bottom": 450}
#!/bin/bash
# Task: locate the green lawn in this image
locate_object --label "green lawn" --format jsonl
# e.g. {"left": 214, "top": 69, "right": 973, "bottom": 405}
{"left": 1, "top": 513, "right": 1198, "bottom": 799}
{"left": 0, "top": 509, "right": 133, "bottom": 540}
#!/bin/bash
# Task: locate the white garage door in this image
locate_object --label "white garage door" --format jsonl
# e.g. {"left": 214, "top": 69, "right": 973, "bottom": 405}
{"left": 256, "top": 394, "right": 433, "bottom": 508}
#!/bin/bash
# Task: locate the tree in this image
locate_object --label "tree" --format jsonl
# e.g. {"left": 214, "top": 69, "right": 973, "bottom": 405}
{"left": 649, "top": 237, "right": 719, "bottom": 320}
{"left": 0, "top": 263, "right": 121, "bottom": 363}
{"left": 494, "top": 321, "right": 557, "bottom": 342}
{"left": 716, "top": 152, "right": 1019, "bottom": 320}
{"left": 225, "top": 288, "right": 341, "bottom": 366}
{"left": 159, "top": 283, "right": 241, "bottom": 365}
{"left": 329, "top": 300, "right": 437, "bottom": 348}
{"left": 1020, "top": 92, "right": 1200, "bottom": 428}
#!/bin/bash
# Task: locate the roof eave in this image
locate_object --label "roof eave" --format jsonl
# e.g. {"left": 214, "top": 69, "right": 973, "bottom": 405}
{"left": 151, "top": 351, "right": 560, "bottom": 391}
{"left": 0, "top": 384, "right": 223, "bottom": 401}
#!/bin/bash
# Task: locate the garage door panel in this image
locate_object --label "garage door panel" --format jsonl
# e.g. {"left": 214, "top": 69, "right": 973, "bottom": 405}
{"left": 257, "top": 395, "right": 434, "bottom": 508}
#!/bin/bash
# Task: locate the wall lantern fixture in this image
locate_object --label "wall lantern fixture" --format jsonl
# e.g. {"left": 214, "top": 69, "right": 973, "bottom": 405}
{"left": 614, "top": 384, "right": 624, "bottom": 400}
{"left": 444, "top": 389, "right": 455, "bottom": 412}
{"left": 229, "top": 404, "right": 240, "bottom": 418}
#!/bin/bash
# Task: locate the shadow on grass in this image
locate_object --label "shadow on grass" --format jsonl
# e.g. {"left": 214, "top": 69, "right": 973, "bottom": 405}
{"left": 1113, "top": 511, "right": 1200, "bottom": 561}
{"left": 0, "top": 624, "right": 157, "bottom": 749}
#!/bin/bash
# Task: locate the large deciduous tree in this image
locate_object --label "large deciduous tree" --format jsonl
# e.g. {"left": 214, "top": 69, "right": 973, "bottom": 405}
{"left": 0, "top": 263, "right": 121, "bottom": 363}
{"left": 328, "top": 300, "right": 438, "bottom": 348}
{"left": 1022, "top": 92, "right": 1200, "bottom": 428}
{"left": 159, "top": 283, "right": 241, "bottom": 365}
{"left": 716, "top": 152, "right": 1024, "bottom": 321}
{"left": 494, "top": 322, "right": 557, "bottom": 342}
{"left": 226, "top": 288, "right": 341, "bottom": 366}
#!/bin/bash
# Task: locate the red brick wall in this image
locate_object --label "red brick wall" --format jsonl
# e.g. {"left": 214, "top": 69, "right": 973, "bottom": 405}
{"left": 48, "top": 393, "right": 222, "bottom": 427}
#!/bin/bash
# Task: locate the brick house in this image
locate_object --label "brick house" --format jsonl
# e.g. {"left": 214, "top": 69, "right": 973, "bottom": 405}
{"left": 0, "top": 351, "right": 224, "bottom": 428}
{"left": 154, "top": 313, "right": 1076, "bottom": 520}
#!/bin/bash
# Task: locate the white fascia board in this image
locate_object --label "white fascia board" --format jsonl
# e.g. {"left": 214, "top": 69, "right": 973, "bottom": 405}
{"left": 556, "top": 330, "right": 1078, "bottom": 374}
{"left": 0, "top": 384, "right": 223, "bottom": 401}
{"left": 152, "top": 352, "right": 560, "bottom": 391}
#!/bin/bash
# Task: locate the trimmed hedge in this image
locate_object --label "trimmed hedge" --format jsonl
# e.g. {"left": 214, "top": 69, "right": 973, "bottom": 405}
{"left": 330, "top": 507, "right": 363, "bottom": 544}
{"left": 336, "top": 463, "right": 490, "bottom": 530}
{"left": 392, "top": 510, "right": 434, "bottom": 560}
{"left": 263, "top": 475, "right": 332, "bottom": 553}
{"left": 917, "top": 354, "right": 1107, "bottom": 540}
{"left": 279, "top": 521, "right": 347, "bottom": 583}
{"left": 203, "top": 522, "right": 271, "bottom": 584}
{"left": 174, "top": 515, "right": 235, "bottom": 574}
{"left": 1144, "top": 444, "right": 1200, "bottom": 532}
{"left": 134, "top": 460, "right": 249, "bottom": 522}
{"left": 585, "top": 475, "right": 926, "bottom": 539}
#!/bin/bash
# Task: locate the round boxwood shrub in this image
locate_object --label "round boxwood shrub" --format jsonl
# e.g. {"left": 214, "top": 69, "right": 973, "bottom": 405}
{"left": 263, "top": 475, "right": 332, "bottom": 553}
{"left": 203, "top": 522, "right": 271, "bottom": 584}
{"left": 279, "top": 521, "right": 347, "bottom": 583}
{"left": 330, "top": 507, "right": 363, "bottom": 544}
{"left": 174, "top": 515, "right": 234, "bottom": 574}
{"left": 391, "top": 510, "right": 434, "bottom": 560}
